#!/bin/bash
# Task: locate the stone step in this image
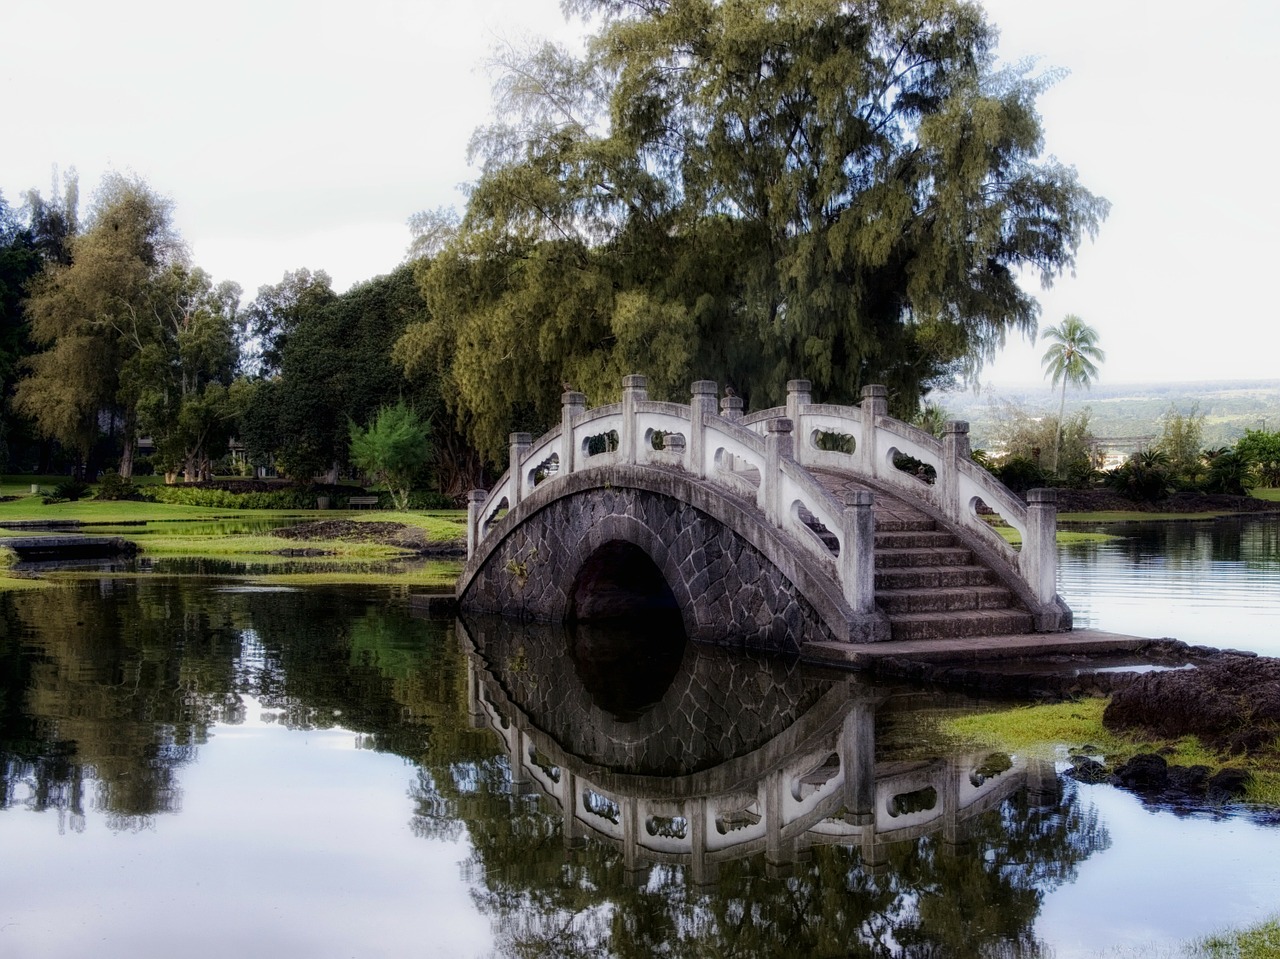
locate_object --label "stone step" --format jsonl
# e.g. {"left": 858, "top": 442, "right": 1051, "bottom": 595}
{"left": 874, "top": 565, "right": 998, "bottom": 590}
{"left": 887, "top": 609, "right": 1036, "bottom": 643}
{"left": 875, "top": 546, "right": 972, "bottom": 569}
{"left": 875, "top": 585, "right": 1016, "bottom": 614}
{"left": 874, "top": 529, "right": 957, "bottom": 550}
{"left": 872, "top": 516, "right": 937, "bottom": 533}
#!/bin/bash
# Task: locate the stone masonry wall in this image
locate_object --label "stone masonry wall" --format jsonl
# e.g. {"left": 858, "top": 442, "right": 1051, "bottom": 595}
{"left": 461, "top": 480, "right": 840, "bottom": 654}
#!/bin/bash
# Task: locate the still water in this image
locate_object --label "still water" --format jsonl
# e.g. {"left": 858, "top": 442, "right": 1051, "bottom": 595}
{"left": 1060, "top": 514, "right": 1280, "bottom": 656}
{"left": 1, "top": 516, "right": 1279, "bottom": 958}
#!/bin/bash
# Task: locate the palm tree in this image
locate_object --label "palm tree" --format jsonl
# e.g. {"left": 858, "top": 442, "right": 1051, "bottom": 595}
{"left": 1040, "top": 314, "right": 1105, "bottom": 475}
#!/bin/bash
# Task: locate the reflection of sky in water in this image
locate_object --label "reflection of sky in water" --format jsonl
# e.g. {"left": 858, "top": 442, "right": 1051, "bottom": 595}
{"left": 1036, "top": 785, "right": 1280, "bottom": 957}
{"left": 0, "top": 695, "right": 491, "bottom": 959}
{"left": 1058, "top": 516, "right": 1280, "bottom": 656}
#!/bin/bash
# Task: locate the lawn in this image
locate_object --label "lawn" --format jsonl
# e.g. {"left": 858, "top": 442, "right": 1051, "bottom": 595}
{"left": 0, "top": 479, "right": 468, "bottom": 590}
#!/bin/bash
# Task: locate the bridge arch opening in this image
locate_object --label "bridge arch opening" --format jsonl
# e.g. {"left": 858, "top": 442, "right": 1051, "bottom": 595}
{"left": 567, "top": 540, "right": 686, "bottom": 721}
{"left": 569, "top": 540, "right": 679, "bottom": 621}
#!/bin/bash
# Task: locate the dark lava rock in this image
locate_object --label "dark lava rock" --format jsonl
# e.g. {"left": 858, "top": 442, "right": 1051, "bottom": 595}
{"left": 1112, "top": 753, "right": 1169, "bottom": 791}
{"left": 1206, "top": 768, "right": 1252, "bottom": 801}
{"left": 1066, "top": 755, "right": 1109, "bottom": 784}
{"left": 1103, "top": 657, "right": 1280, "bottom": 753}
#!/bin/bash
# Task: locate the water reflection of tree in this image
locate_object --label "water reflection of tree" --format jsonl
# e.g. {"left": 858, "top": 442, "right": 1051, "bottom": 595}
{"left": 2, "top": 583, "right": 1115, "bottom": 955}
{"left": 0, "top": 583, "right": 245, "bottom": 830}
{"left": 444, "top": 755, "right": 1109, "bottom": 958}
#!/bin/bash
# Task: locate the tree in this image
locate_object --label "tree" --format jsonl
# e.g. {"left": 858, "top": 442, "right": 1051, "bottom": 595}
{"left": 348, "top": 402, "right": 431, "bottom": 510}
{"left": 237, "top": 264, "right": 459, "bottom": 486}
{"left": 14, "top": 173, "right": 186, "bottom": 475}
{"left": 239, "top": 268, "right": 336, "bottom": 377}
{"left": 404, "top": 0, "right": 1108, "bottom": 465}
{"left": 1040, "top": 314, "right": 1104, "bottom": 475}
{"left": 131, "top": 266, "right": 242, "bottom": 481}
{"left": 988, "top": 397, "right": 1097, "bottom": 487}
{"left": 1235, "top": 429, "right": 1280, "bottom": 488}
{"left": 1155, "top": 403, "right": 1205, "bottom": 487}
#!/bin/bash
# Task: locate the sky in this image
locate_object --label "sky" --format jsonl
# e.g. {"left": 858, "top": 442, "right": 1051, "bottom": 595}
{"left": 2, "top": 0, "right": 1276, "bottom": 388}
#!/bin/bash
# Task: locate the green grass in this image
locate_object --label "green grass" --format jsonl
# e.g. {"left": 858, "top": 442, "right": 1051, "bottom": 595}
{"left": 1189, "top": 917, "right": 1280, "bottom": 959}
{"left": 0, "top": 494, "right": 308, "bottom": 525}
{"left": 1058, "top": 510, "right": 1243, "bottom": 523}
{"left": 1252, "top": 487, "right": 1280, "bottom": 502}
{"left": 250, "top": 567, "right": 462, "bottom": 589}
{"left": 0, "top": 489, "right": 469, "bottom": 589}
{"left": 136, "top": 534, "right": 414, "bottom": 560}
{"left": 992, "top": 526, "right": 1118, "bottom": 546}
{"left": 943, "top": 699, "right": 1280, "bottom": 805}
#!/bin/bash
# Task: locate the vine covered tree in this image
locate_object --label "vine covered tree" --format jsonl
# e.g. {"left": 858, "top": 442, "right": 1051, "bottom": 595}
{"left": 1040, "top": 313, "right": 1104, "bottom": 475}
{"left": 402, "top": 0, "right": 1109, "bottom": 464}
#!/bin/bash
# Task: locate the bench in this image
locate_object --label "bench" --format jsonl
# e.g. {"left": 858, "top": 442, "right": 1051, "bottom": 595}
{"left": 347, "top": 496, "right": 380, "bottom": 509}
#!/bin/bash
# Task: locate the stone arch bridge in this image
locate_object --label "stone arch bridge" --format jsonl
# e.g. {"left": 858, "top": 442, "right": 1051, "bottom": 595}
{"left": 459, "top": 375, "right": 1070, "bottom": 654}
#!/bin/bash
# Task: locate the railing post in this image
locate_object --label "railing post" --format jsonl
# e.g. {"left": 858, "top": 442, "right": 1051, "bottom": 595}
{"left": 719, "top": 393, "right": 744, "bottom": 422}
{"left": 940, "top": 420, "right": 970, "bottom": 524}
{"left": 508, "top": 432, "right": 532, "bottom": 507}
{"left": 689, "top": 380, "right": 718, "bottom": 479}
{"left": 764, "top": 418, "right": 793, "bottom": 526}
{"left": 840, "top": 700, "right": 876, "bottom": 825}
{"left": 787, "top": 379, "right": 812, "bottom": 467}
{"left": 561, "top": 390, "right": 586, "bottom": 474}
{"left": 466, "top": 488, "right": 487, "bottom": 559}
{"left": 719, "top": 393, "right": 744, "bottom": 472}
{"left": 1026, "top": 488, "right": 1058, "bottom": 606}
{"left": 859, "top": 385, "right": 888, "bottom": 478}
{"left": 621, "top": 374, "right": 648, "bottom": 465}
{"left": 839, "top": 489, "right": 875, "bottom": 613}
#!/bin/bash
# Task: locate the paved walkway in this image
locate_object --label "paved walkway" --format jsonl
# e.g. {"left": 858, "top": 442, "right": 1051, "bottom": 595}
{"left": 802, "top": 629, "right": 1156, "bottom": 667}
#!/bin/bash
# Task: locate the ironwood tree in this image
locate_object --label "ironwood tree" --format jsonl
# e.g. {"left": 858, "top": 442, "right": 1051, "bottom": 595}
{"left": 400, "top": 0, "right": 1109, "bottom": 464}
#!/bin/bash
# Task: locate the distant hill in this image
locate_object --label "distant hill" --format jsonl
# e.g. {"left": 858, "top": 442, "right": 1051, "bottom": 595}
{"left": 934, "top": 379, "right": 1280, "bottom": 451}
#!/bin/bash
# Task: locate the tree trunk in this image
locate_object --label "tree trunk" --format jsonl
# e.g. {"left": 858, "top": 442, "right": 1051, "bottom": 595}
{"left": 118, "top": 408, "right": 137, "bottom": 478}
{"left": 1052, "top": 380, "right": 1066, "bottom": 475}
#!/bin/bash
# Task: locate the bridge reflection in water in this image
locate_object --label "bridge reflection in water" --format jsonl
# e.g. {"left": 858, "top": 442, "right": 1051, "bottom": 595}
{"left": 459, "top": 614, "right": 1063, "bottom": 886}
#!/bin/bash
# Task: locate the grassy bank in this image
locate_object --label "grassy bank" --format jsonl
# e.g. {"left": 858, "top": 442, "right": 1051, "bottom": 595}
{"left": 1188, "top": 916, "right": 1280, "bottom": 959}
{"left": 0, "top": 483, "right": 468, "bottom": 590}
{"left": 943, "top": 699, "right": 1280, "bottom": 805}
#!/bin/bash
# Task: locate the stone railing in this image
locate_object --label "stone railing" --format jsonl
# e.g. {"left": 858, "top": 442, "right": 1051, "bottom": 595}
{"left": 743, "top": 379, "right": 1058, "bottom": 612}
{"left": 467, "top": 374, "right": 1059, "bottom": 620}
{"left": 467, "top": 375, "right": 878, "bottom": 615}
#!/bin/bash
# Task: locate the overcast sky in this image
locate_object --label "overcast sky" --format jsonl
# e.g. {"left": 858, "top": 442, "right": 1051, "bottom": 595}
{"left": 2, "top": 1, "right": 1275, "bottom": 387}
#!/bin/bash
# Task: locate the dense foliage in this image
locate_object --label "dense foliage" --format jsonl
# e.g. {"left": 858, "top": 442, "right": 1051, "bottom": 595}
{"left": 400, "top": 0, "right": 1108, "bottom": 462}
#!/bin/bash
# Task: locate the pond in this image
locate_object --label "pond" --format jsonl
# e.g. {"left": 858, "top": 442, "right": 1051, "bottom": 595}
{"left": 1059, "top": 513, "right": 1280, "bottom": 656}
{"left": 2, "top": 573, "right": 1279, "bottom": 958}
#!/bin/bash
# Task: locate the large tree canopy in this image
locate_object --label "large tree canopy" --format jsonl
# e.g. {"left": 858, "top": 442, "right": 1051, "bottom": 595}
{"left": 401, "top": 0, "right": 1108, "bottom": 463}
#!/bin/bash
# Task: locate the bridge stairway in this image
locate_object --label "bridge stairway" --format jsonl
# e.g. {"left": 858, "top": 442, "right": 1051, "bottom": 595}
{"left": 807, "top": 471, "right": 1034, "bottom": 642}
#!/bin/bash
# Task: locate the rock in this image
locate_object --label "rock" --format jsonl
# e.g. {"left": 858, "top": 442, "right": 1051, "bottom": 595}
{"left": 1066, "top": 755, "right": 1109, "bottom": 784}
{"left": 1112, "top": 753, "right": 1168, "bottom": 792}
{"left": 1103, "top": 658, "right": 1280, "bottom": 754}
{"left": 1206, "top": 768, "right": 1252, "bottom": 801}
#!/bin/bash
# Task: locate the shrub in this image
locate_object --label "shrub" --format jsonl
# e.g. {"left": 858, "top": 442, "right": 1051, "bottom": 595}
{"left": 1105, "top": 449, "right": 1171, "bottom": 502}
{"left": 95, "top": 472, "right": 141, "bottom": 501}
{"left": 140, "top": 485, "right": 323, "bottom": 510}
{"left": 993, "top": 456, "right": 1047, "bottom": 494}
{"left": 1202, "top": 448, "right": 1252, "bottom": 496}
{"left": 43, "top": 479, "right": 90, "bottom": 504}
